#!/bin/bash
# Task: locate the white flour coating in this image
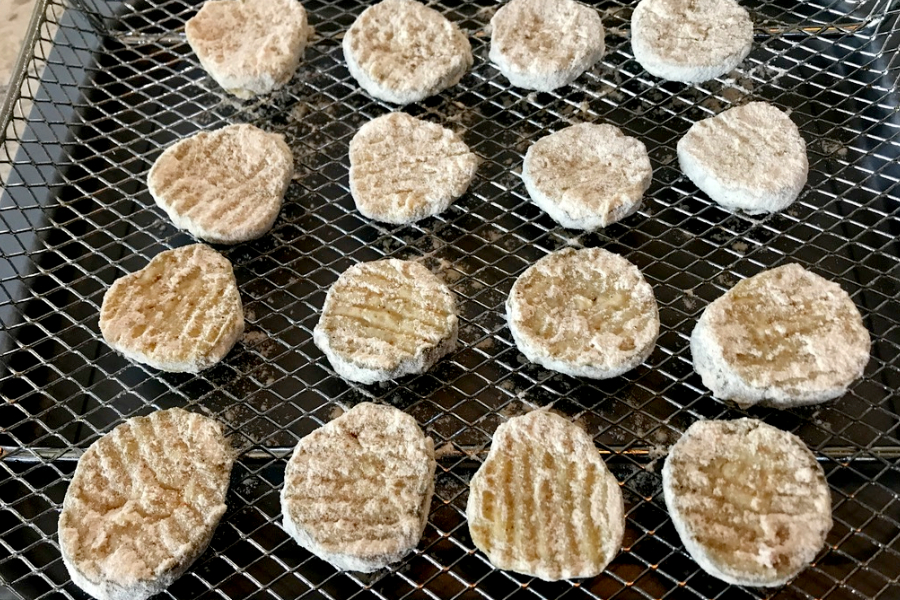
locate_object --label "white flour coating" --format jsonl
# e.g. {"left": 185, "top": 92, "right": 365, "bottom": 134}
{"left": 678, "top": 102, "right": 808, "bottom": 214}
{"left": 99, "top": 245, "right": 245, "bottom": 373}
{"left": 490, "top": 0, "right": 605, "bottom": 91}
{"left": 349, "top": 112, "right": 478, "bottom": 224}
{"left": 522, "top": 123, "right": 652, "bottom": 230}
{"left": 663, "top": 419, "right": 832, "bottom": 586}
{"left": 631, "top": 0, "right": 752, "bottom": 83}
{"left": 59, "top": 409, "right": 234, "bottom": 600}
{"left": 691, "top": 264, "right": 870, "bottom": 407}
{"left": 186, "top": 0, "right": 309, "bottom": 98}
{"left": 343, "top": 0, "right": 472, "bottom": 104}
{"left": 467, "top": 410, "right": 624, "bottom": 580}
{"left": 314, "top": 259, "right": 458, "bottom": 384}
{"left": 281, "top": 403, "right": 435, "bottom": 572}
{"left": 148, "top": 124, "right": 293, "bottom": 244}
{"left": 507, "top": 247, "right": 659, "bottom": 379}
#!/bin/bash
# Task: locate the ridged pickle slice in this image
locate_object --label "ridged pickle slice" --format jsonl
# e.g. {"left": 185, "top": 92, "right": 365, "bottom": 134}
{"left": 59, "top": 409, "right": 234, "bottom": 599}
{"left": 663, "top": 419, "right": 832, "bottom": 586}
{"left": 692, "top": 263, "right": 869, "bottom": 405}
{"left": 99, "top": 244, "right": 244, "bottom": 373}
{"left": 507, "top": 247, "right": 659, "bottom": 378}
{"left": 281, "top": 403, "right": 436, "bottom": 572}
{"left": 314, "top": 259, "right": 457, "bottom": 383}
{"left": 467, "top": 411, "right": 624, "bottom": 581}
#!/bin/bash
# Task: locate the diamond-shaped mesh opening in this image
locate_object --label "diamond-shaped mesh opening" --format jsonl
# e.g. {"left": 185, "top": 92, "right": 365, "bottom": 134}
{"left": 1, "top": 0, "right": 899, "bottom": 598}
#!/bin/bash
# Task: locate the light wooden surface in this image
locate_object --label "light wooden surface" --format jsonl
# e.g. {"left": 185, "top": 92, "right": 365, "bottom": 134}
{"left": 0, "top": 0, "right": 36, "bottom": 104}
{"left": 0, "top": 0, "right": 40, "bottom": 184}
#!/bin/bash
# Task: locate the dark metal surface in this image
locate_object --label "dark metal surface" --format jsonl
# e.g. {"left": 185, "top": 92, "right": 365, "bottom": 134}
{"left": 1, "top": 1, "right": 899, "bottom": 599}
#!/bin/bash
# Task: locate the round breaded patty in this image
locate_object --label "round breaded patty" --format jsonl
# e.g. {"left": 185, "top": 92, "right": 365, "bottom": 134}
{"left": 663, "top": 418, "right": 832, "bottom": 586}
{"left": 59, "top": 408, "right": 234, "bottom": 600}
{"left": 691, "top": 264, "right": 870, "bottom": 407}
{"left": 467, "top": 410, "right": 624, "bottom": 581}
{"left": 678, "top": 102, "right": 808, "bottom": 214}
{"left": 99, "top": 244, "right": 245, "bottom": 373}
{"left": 343, "top": 0, "right": 472, "bottom": 104}
{"left": 281, "top": 403, "right": 436, "bottom": 572}
{"left": 490, "top": 0, "right": 605, "bottom": 91}
{"left": 349, "top": 112, "right": 478, "bottom": 224}
{"left": 631, "top": 0, "right": 753, "bottom": 83}
{"left": 314, "top": 259, "right": 458, "bottom": 384}
{"left": 522, "top": 123, "right": 652, "bottom": 230}
{"left": 507, "top": 248, "right": 659, "bottom": 379}
{"left": 148, "top": 124, "right": 293, "bottom": 244}
{"left": 185, "top": 0, "right": 309, "bottom": 98}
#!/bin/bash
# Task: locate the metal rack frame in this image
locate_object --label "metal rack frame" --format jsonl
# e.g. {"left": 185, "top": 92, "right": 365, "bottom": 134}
{"left": 1, "top": 1, "right": 899, "bottom": 599}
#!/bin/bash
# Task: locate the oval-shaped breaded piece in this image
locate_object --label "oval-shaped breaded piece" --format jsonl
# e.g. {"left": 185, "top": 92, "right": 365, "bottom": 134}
{"left": 467, "top": 410, "right": 624, "bottom": 581}
{"left": 148, "top": 124, "right": 293, "bottom": 244}
{"left": 663, "top": 418, "right": 832, "bottom": 586}
{"left": 349, "top": 112, "right": 478, "bottom": 224}
{"left": 631, "top": 0, "right": 753, "bottom": 83}
{"left": 281, "top": 402, "right": 436, "bottom": 572}
{"left": 342, "top": 0, "right": 472, "bottom": 104}
{"left": 678, "top": 102, "right": 808, "bottom": 214}
{"left": 691, "top": 264, "right": 870, "bottom": 407}
{"left": 313, "top": 259, "right": 458, "bottom": 384}
{"left": 507, "top": 248, "right": 659, "bottom": 379}
{"left": 522, "top": 123, "right": 652, "bottom": 230}
{"left": 99, "top": 244, "right": 245, "bottom": 373}
{"left": 59, "top": 408, "right": 235, "bottom": 600}
{"left": 490, "top": 0, "right": 605, "bottom": 91}
{"left": 185, "top": 0, "right": 309, "bottom": 98}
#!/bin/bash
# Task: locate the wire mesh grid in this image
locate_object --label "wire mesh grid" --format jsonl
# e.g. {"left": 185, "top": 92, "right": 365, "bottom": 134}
{"left": 1, "top": 0, "right": 899, "bottom": 598}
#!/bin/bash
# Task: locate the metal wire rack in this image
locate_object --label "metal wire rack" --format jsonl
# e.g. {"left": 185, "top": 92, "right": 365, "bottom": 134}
{"left": 1, "top": 0, "right": 899, "bottom": 598}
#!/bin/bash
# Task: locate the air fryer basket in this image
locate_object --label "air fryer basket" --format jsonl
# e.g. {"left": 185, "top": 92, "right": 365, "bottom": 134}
{"left": 1, "top": 0, "right": 899, "bottom": 599}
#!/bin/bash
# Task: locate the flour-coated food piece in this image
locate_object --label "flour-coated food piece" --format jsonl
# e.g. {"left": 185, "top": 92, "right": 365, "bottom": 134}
{"left": 507, "top": 248, "right": 659, "bottom": 378}
{"left": 313, "top": 259, "right": 457, "bottom": 384}
{"left": 490, "top": 0, "right": 605, "bottom": 91}
{"left": 186, "top": 0, "right": 309, "bottom": 98}
{"left": 678, "top": 102, "right": 808, "bottom": 214}
{"left": 522, "top": 123, "right": 652, "bottom": 230}
{"left": 148, "top": 124, "right": 293, "bottom": 243}
{"left": 349, "top": 112, "right": 478, "bottom": 224}
{"left": 99, "top": 244, "right": 245, "bottom": 373}
{"left": 663, "top": 418, "right": 832, "bottom": 586}
{"left": 631, "top": 0, "right": 752, "bottom": 83}
{"left": 690, "top": 264, "right": 869, "bottom": 408}
{"left": 281, "top": 403, "right": 435, "bottom": 572}
{"left": 342, "top": 0, "right": 472, "bottom": 104}
{"left": 467, "top": 410, "right": 624, "bottom": 580}
{"left": 59, "top": 408, "right": 234, "bottom": 600}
